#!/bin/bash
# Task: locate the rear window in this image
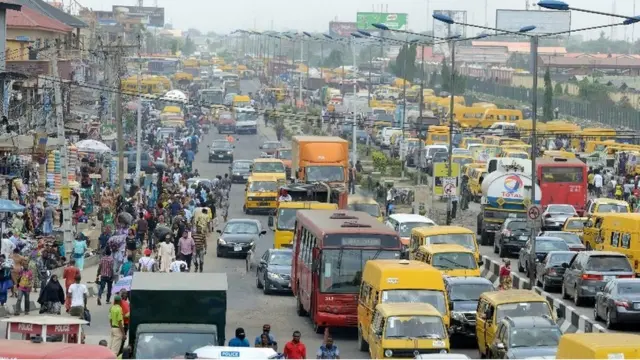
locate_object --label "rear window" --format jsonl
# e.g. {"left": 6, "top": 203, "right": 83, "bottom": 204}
{"left": 565, "top": 220, "right": 584, "bottom": 230}
{"left": 586, "top": 255, "right": 632, "bottom": 272}
{"left": 618, "top": 282, "right": 640, "bottom": 295}
{"left": 597, "top": 204, "right": 629, "bottom": 213}
{"left": 536, "top": 240, "right": 569, "bottom": 252}
{"left": 507, "top": 221, "right": 528, "bottom": 230}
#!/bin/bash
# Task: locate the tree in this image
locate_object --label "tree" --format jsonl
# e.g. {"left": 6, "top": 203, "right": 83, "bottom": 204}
{"left": 323, "top": 49, "right": 343, "bottom": 68}
{"left": 170, "top": 39, "right": 179, "bottom": 55}
{"left": 554, "top": 82, "right": 564, "bottom": 96}
{"left": 182, "top": 36, "right": 196, "bottom": 56}
{"left": 440, "top": 59, "right": 451, "bottom": 92}
{"left": 542, "top": 67, "right": 554, "bottom": 121}
{"left": 428, "top": 70, "right": 438, "bottom": 89}
{"left": 390, "top": 44, "right": 417, "bottom": 81}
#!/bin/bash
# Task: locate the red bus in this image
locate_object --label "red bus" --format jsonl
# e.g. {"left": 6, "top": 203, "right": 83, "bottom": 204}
{"left": 537, "top": 158, "right": 588, "bottom": 215}
{"left": 291, "top": 210, "right": 402, "bottom": 332}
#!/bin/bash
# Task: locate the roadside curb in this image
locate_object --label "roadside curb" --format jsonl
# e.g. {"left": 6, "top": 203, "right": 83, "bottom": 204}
{"left": 480, "top": 256, "right": 607, "bottom": 334}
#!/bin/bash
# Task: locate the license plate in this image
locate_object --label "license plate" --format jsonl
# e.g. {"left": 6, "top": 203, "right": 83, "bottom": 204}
{"left": 234, "top": 245, "right": 242, "bottom": 252}
{"left": 259, "top": 202, "right": 270, "bottom": 206}
{"left": 243, "top": 175, "right": 248, "bottom": 179}
{"left": 519, "top": 236, "right": 529, "bottom": 241}
{"left": 634, "top": 303, "right": 640, "bottom": 310}
{"left": 604, "top": 276, "right": 615, "bottom": 281}
{"left": 218, "top": 155, "right": 224, "bottom": 158}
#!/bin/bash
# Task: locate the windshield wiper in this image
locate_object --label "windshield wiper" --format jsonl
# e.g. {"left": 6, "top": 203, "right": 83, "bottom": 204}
{"left": 372, "top": 249, "right": 383, "bottom": 260}
{"left": 440, "top": 257, "right": 471, "bottom": 269}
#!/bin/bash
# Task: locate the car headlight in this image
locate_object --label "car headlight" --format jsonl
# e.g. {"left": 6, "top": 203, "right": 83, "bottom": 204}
{"left": 440, "top": 349, "right": 448, "bottom": 354}
{"left": 227, "top": 151, "right": 232, "bottom": 154}
{"left": 249, "top": 241, "right": 254, "bottom": 247}
{"left": 218, "top": 238, "right": 226, "bottom": 245}
{"left": 384, "top": 349, "right": 393, "bottom": 358}
{"left": 452, "top": 312, "right": 465, "bottom": 321}
{"left": 234, "top": 172, "right": 240, "bottom": 175}
{"left": 268, "top": 272, "right": 280, "bottom": 279}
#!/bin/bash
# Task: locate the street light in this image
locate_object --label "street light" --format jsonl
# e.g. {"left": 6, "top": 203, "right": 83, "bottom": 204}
{"left": 434, "top": 12, "right": 632, "bottom": 287}
{"left": 538, "top": 0, "right": 640, "bottom": 24}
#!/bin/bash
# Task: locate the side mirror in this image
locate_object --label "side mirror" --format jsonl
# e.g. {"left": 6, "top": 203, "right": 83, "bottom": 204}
{"left": 216, "top": 229, "right": 222, "bottom": 234}
{"left": 496, "top": 343, "right": 505, "bottom": 350}
{"left": 260, "top": 230, "right": 267, "bottom": 235}
{"left": 478, "top": 260, "right": 484, "bottom": 266}
{"left": 268, "top": 216, "right": 274, "bottom": 227}
{"left": 448, "top": 301, "right": 454, "bottom": 311}
{"left": 561, "top": 263, "right": 569, "bottom": 268}
{"left": 260, "top": 259, "right": 267, "bottom": 265}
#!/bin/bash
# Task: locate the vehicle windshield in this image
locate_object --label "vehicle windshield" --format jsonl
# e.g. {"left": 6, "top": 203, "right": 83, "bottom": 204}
{"left": 496, "top": 302, "right": 551, "bottom": 322}
{"left": 547, "top": 205, "right": 576, "bottom": 214}
{"left": 381, "top": 289, "right": 447, "bottom": 315}
{"left": 134, "top": 332, "right": 217, "bottom": 359}
{"left": 237, "top": 112, "right": 258, "bottom": 121}
{"left": 223, "top": 222, "right": 259, "bottom": 234}
{"left": 432, "top": 252, "right": 477, "bottom": 270}
{"left": 234, "top": 101, "right": 251, "bottom": 108}
{"left": 320, "top": 249, "right": 399, "bottom": 293}
{"left": 253, "top": 162, "right": 285, "bottom": 173}
{"left": 398, "top": 222, "right": 433, "bottom": 237}
{"left": 212, "top": 141, "right": 231, "bottom": 150}
{"left": 276, "top": 208, "right": 297, "bottom": 231}
{"left": 277, "top": 150, "right": 292, "bottom": 160}
{"left": 306, "top": 166, "right": 345, "bottom": 182}
{"left": 449, "top": 283, "right": 494, "bottom": 301}
{"left": 510, "top": 327, "right": 562, "bottom": 348}
{"left": 453, "top": 157, "right": 473, "bottom": 167}
{"left": 348, "top": 203, "right": 380, "bottom": 217}
{"left": 384, "top": 316, "right": 446, "bottom": 339}
{"left": 536, "top": 240, "right": 570, "bottom": 252}
{"left": 425, "top": 234, "right": 476, "bottom": 252}
{"left": 269, "top": 251, "right": 292, "bottom": 266}
{"left": 262, "top": 142, "right": 281, "bottom": 149}
{"left": 507, "top": 221, "right": 528, "bottom": 231}
{"left": 597, "top": 204, "right": 629, "bottom": 213}
{"left": 508, "top": 152, "right": 528, "bottom": 159}
{"left": 586, "top": 255, "right": 633, "bottom": 272}
{"left": 546, "top": 232, "right": 581, "bottom": 245}
{"left": 548, "top": 253, "right": 575, "bottom": 265}
{"left": 233, "top": 162, "right": 252, "bottom": 170}
{"left": 565, "top": 220, "right": 584, "bottom": 230}
{"left": 249, "top": 181, "right": 277, "bottom": 192}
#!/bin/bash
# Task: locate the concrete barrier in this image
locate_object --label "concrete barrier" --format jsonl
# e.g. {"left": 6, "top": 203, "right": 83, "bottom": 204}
{"left": 480, "top": 256, "right": 607, "bottom": 333}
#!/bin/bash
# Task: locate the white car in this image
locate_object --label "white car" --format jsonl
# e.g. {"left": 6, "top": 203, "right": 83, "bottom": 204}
{"left": 385, "top": 213, "right": 437, "bottom": 247}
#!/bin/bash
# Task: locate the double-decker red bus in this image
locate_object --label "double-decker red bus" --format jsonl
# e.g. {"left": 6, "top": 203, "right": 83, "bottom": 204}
{"left": 291, "top": 209, "right": 402, "bottom": 332}
{"left": 537, "top": 158, "right": 588, "bottom": 215}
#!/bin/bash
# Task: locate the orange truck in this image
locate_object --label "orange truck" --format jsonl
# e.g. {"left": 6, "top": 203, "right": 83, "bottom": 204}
{"left": 292, "top": 136, "right": 349, "bottom": 184}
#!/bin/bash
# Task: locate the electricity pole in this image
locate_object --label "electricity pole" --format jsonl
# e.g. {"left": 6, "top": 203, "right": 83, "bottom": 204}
{"left": 135, "top": 35, "right": 142, "bottom": 180}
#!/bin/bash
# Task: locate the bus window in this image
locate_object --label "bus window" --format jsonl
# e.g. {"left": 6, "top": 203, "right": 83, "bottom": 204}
{"left": 541, "top": 166, "right": 584, "bottom": 183}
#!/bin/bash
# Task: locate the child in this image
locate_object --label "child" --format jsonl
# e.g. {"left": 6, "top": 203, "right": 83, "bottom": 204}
{"left": 499, "top": 259, "right": 512, "bottom": 290}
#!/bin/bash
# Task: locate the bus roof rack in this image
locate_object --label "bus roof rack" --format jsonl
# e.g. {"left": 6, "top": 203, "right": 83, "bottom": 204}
{"left": 330, "top": 212, "right": 358, "bottom": 220}
{"left": 341, "top": 221, "right": 372, "bottom": 228}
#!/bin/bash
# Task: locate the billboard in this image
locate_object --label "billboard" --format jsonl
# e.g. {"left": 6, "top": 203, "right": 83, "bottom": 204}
{"left": 112, "top": 5, "right": 165, "bottom": 27}
{"left": 432, "top": 10, "right": 467, "bottom": 55}
{"left": 329, "top": 22, "right": 357, "bottom": 37}
{"left": 496, "top": 9, "right": 571, "bottom": 36}
{"left": 357, "top": 12, "right": 408, "bottom": 31}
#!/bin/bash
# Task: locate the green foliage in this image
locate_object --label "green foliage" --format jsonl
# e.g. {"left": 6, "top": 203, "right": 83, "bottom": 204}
{"left": 390, "top": 44, "right": 417, "bottom": 81}
{"left": 577, "top": 78, "right": 612, "bottom": 103}
{"left": 323, "top": 50, "right": 344, "bottom": 68}
{"left": 371, "top": 151, "right": 388, "bottom": 174}
{"left": 554, "top": 82, "right": 564, "bottom": 96}
{"left": 182, "top": 36, "right": 196, "bottom": 56}
{"left": 440, "top": 59, "right": 451, "bottom": 92}
{"left": 170, "top": 39, "right": 179, "bottom": 55}
{"left": 542, "top": 68, "right": 554, "bottom": 121}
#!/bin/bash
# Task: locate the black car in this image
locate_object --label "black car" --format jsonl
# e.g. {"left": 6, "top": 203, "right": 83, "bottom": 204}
{"left": 216, "top": 219, "right": 266, "bottom": 258}
{"left": 594, "top": 278, "right": 640, "bottom": 329}
{"left": 256, "top": 248, "right": 293, "bottom": 295}
{"left": 445, "top": 277, "right": 495, "bottom": 337}
{"left": 517, "top": 236, "right": 570, "bottom": 277}
{"left": 209, "top": 140, "right": 234, "bottom": 163}
{"left": 230, "top": 160, "right": 253, "bottom": 183}
{"left": 535, "top": 251, "right": 576, "bottom": 291}
{"left": 494, "top": 219, "right": 530, "bottom": 257}
{"left": 539, "top": 231, "right": 586, "bottom": 252}
{"left": 126, "top": 152, "right": 158, "bottom": 174}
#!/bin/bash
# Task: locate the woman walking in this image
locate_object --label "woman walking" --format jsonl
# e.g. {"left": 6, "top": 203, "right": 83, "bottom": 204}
{"left": 37, "top": 274, "right": 65, "bottom": 314}
{"left": 499, "top": 259, "right": 512, "bottom": 290}
{"left": 73, "top": 233, "right": 88, "bottom": 271}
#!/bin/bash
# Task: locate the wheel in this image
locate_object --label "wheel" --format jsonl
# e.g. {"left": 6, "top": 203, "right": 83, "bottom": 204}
{"left": 561, "top": 283, "right": 570, "bottom": 299}
{"left": 574, "top": 287, "right": 584, "bottom": 306}
{"left": 594, "top": 306, "right": 601, "bottom": 321}
{"left": 216, "top": 248, "right": 223, "bottom": 258}
{"left": 262, "top": 276, "right": 271, "bottom": 295}
{"left": 606, "top": 309, "right": 616, "bottom": 329}
{"left": 256, "top": 270, "right": 263, "bottom": 289}
{"left": 541, "top": 276, "right": 551, "bottom": 292}
{"left": 296, "top": 293, "right": 307, "bottom": 316}
{"left": 498, "top": 243, "right": 506, "bottom": 257}
{"left": 357, "top": 328, "right": 369, "bottom": 352}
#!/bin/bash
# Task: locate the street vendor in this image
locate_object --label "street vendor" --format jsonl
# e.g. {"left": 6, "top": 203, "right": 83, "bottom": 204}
{"left": 11, "top": 212, "right": 24, "bottom": 236}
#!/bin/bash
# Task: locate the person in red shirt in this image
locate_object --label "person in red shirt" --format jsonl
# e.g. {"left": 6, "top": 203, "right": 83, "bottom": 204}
{"left": 283, "top": 331, "right": 306, "bottom": 359}
{"left": 118, "top": 289, "right": 131, "bottom": 354}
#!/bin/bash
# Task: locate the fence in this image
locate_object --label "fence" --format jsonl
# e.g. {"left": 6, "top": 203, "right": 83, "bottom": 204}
{"left": 465, "top": 78, "right": 640, "bottom": 131}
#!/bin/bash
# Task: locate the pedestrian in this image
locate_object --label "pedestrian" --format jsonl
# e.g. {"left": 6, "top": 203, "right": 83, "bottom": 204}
{"left": 42, "top": 201, "right": 54, "bottom": 235}
{"left": 450, "top": 194, "right": 458, "bottom": 219}
{"left": 118, "top": 289, "right": 131, "bottom": 355}
{"left": 67, "top": 273, "right": 87, "bottom": 318}
{"left": 125, "top": 228, "right": 138, "bottom": 259}
{"left": 109, "top": 295, "right": 125, "bottom": 355}
{"left": 63, "top": 259, "right": 80, "bottom": 312}
{"left": 169, "top": 257, "right": 188, "bottom": 273}
{"left": 99, "top": 226, "right": 112, "bottom": 254}
{"left": 254, "top": 324, "right": 276, "bottom": 345}
{"left": 97, "top": 248, "right": 115, "bottom": 306}
{"left": 192, "top": 225, "right": 207, "bottom": 273}
{"left": 255, "top": 333, "right": 274, "bottom": 348}
{"left": 348, "top": 162, "right": 356, "bottom": 195}
{"left": 10, "top": 248, "right": 25, "bottom": 298}
{"left": 283, "top": 331, "right": 306, "bottom": 359}
{"left": 499, "top": 259, "right": 512, "bottom": 290}
{"left": 594, "top": 171, "right": 604, "bottom": 197}
{"left": 178, "top": 231, "right": 195, "bottom": 271}
{"left": 99, "top": 340, "right": 108, "bottom": 347}
{"left": 37, "top": 274, "right": 64, "bottom": 314}
{"left": 73, "top": 233, "right": 88, "bottom": 271}
{"left": 136, "top": 212, "right": 148, "bottom": 247}
{"left": 0, "top": 254, "right": 13, "bottom": 307}
{"left": 119, "top": 255, "right": 135, "bottom": 278}
{"left": 228, "top": 327, "right": 250, "bottom": 347}
{"left": 316, "top": 335, "right": 340, "bottom": 359}
{"left": 138, "top": 248, "right": 156, "bottom": 272}
{"left": 158, "top": 235, "right": 175, "bottom": 272}
{"left": 15, "top": 259, "right": 33, "bottom": 315}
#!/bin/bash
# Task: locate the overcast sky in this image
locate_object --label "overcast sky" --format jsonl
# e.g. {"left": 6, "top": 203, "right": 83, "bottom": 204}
{"left": 81, "top": 0, "right": 639, "bottom": 40}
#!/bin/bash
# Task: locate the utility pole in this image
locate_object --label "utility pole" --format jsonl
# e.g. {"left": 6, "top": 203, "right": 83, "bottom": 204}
{"left": 135, "top": 34, "right": 142, "bottom": 180}
{"left": 116, "top": 36, "right": 125, "bottom": 196}
{"left": 0, "top": 3, "right": 22, "bottom": 117}
{"left": 51, "top": 40, "right": 73, "bottom": 256}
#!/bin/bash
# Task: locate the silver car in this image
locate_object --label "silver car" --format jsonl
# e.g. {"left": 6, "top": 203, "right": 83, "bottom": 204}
{"left": 541, "top": 204, "right": 577, "bottom": 230}
{"left": 561, "top": 251, "right": 635, "bottom": 306}
{"left": 594, "top": 278, "right": 640, "bottom": 329}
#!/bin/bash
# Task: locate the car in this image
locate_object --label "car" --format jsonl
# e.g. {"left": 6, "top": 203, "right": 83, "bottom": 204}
{"left": 494, "top": 218, "right": 530, "bottom": 257}
{"left": 561, "top": 216, "right": 587, "bottom": 236}
{"left": 255, "top": 248, "right": 293, "bottom": 295}
{"left": 535, "top": 251, "right": 576, "bottom": 292}
{"left": 427, "top": 151, "right": 448, "bottom": 176}
{"left": 223, "top": 93, "right": 237, "bottom": 106}
{"left": 235, "top": 109, "right": 258, "bottom": 134}
{"left": 216, "top": 219, "right": 266, "bottom": 258}
{"left": 538, "top": 231, "right": 586, "bottom": 252}
{"left": 259, "top": 141, "right": 282, "bottom": 157}
{"left": 208, "top": 140, "right": 234, "bottom": 163}
{"left": 488, "top": 316, "right": 561, "bottom": 359}
{"left": 452, "top": 148, "right": 471, "bottom": 155}
{"left": 541, "top": 204, "right": 578, "bottom": 230}
{"left": 594, "top": 278, "right": 640, "bottom": 329}
{"left": 517, "top": 236, "right": 570, "bottom": 277}
{"left": 444, "top": 276, "right": 495, "bottom": 337}
{"left": 229, "top": 160, "right": 253, "bottom": 183}
{"left": 561, "top": 251, "right": 635, "bottom": 307}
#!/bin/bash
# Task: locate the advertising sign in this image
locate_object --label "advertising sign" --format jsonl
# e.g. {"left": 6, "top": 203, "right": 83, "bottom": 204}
{"left": 433, "top": 162, "right": 460, "bottom": 196}
{"left": 357, "top": 12, "right": 408, "bottom": 31}
{"left": 432, "top": 10, "right": 467, "bottom": 55}
{"left": 329, "top": 22, "right": 357, "bottom": 37}
{"left": 112, "top": 5, "right": 165, "bottom": 27}
{"left": 496, "top": 9, "right": 571, "bottom": 36}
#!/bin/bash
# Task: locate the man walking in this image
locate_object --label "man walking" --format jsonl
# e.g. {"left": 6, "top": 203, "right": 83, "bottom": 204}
{"left": 178, "top": 231, "right": 195, "bottom": 271}
{"left": 283, "top": 331, "right": 306, "bottom": 359}
{"left": 109, "top": 295, "right": 125, "bottom": 355}
{"left": 192, "top": 225, "right": 207, "bottom": 273}
{"left": 96, "top": 248, "right": 115, "bottom": 306}
{"left": 67, "top": 273, "right": 87, "bottom": 318}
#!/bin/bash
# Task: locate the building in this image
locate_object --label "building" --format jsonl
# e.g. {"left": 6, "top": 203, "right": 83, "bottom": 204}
{"left": 6, "top": 4, "right": 72, "bottom": 56}
{"left": 471, "top": 41, "right": 567, "bottom": 56}
{"left": 538, "top": 56, "right": 640, "bottom": 76}
{"left": 9, "top": 0, "right": 86, "bottom": 47}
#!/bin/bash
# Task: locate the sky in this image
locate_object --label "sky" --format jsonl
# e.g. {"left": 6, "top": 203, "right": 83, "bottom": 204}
{"left": 79, "top": 0, "right": 640, "bottom": 41}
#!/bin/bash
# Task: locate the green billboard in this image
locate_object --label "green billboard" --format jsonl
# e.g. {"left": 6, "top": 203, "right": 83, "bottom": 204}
{"left": 357, "top": 12, "right": 408, "bottom": 30}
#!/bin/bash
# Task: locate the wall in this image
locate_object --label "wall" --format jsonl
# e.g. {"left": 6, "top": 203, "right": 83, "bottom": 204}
{"left": 6, "top": 59, "right": 74, "bottom": 80}
{"left": 6, "top": 28, "right": 67, "bottom": 53}
{"left": 6, "top": 39, "right": 30, "bottom": 61}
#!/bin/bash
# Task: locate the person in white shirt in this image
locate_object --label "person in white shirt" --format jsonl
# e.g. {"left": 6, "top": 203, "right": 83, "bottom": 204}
{"left": 67, "top": 274, "right": 87, "bottom": 318}
{"left": 138, "top": 249, "right": 156, "bottom": 272}
{"left": 278, "top": 190, "right": 292, "bottom": 202}
{"left": 1, "top": 235, "right": 15, "bottom": 258}
{"left": 593, "top": 172, "right": 604, "bottom": 197}
{"left": 169, "top": 259, "right": 188, "bottom": 272}
{"left": 173, "top": 172, "right": 182, "bottom": 184}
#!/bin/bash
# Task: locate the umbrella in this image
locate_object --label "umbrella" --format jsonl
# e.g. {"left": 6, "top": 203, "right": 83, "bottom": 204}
{"left": 111, "top": 276, "right": 132, "bottom": 295}
{"left": 0, "top": 199, "right": 25, "bottom": 213}
{"left": 75, "top": 139, "right": 111, "bottom": 153}
{"left": 117, "top": 212, "right": 134, "bottom": 226}
{"left": 154, "top": 225, "right": 171, "bottom": 241}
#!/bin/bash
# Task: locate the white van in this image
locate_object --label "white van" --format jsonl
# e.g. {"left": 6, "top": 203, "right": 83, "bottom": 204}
{"left": 487, "top": 121, "right": 518, "bottom": 137}
{"left": 381, "top": 127, "right": 402, "bottom": 148}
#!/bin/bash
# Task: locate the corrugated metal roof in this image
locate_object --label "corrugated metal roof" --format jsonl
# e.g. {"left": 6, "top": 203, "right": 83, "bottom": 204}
{"left": 456, "top": 46, "right": 509, "bottom": 64}
{"left": 7, "top": 4, "right": 72, "bottom": 33}
{"left": 471, "top": 41, "right": 566, "bottom": 55}
{"left": 10, "top": 0, "right": 86, "bottom": 28}
{"left": 540, "top": 56, "right": 640, "bottom": 68}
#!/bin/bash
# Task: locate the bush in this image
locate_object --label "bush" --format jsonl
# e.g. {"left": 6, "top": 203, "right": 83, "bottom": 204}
{"left": 371, "top": 151, "right": 388, "bottom": 174}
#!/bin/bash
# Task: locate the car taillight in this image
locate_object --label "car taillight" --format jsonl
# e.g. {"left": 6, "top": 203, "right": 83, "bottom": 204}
{"left": 547, "top": 268, "right": 557, "bottom": 276}
{"left": 614, "top": 300, "right": 630, "bottom": 309}
{"left": 582, "top": 274, "right": 603, "bottom": 280}
{"left": 617, "top": 274, "right": 635, "bottom": 278}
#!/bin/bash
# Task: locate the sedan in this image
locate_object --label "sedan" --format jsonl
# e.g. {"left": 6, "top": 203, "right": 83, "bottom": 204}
{"left": 256, "top": 248, "right": 293, "bottom": 295}
{"left": 260, "top": 141, "right": 282, "bottom": 157}
{"left": 495, "top": 219, "right": 530, "bottom": 257}
{"left": 535, "top": 251, "right": 576, "bottom": 292}
{"left": 541, "top": 204, "right": 578, "bottom": 230}
{"left": 216, "top": 219, "right": 266, "bottom": 258}
{"left": 517, "top": 237, "right": 570, "bottom": 277}
{"left": 208, "top": 140, "right": 234, "bottom": 163}
{"left": 539, "top": 231, "right": 586, "bottom": 252}
{"left": 229, "top": 160, "right": 253, "bottom": 183}
{"left": 594, "top": 278, "right": 640, "bottom": 329}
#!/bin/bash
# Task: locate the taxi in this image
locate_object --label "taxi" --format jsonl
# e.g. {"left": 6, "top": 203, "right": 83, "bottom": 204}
{"left": 585, "top": 197, "right": 630, "bottom": 216}
{"left": 243, "top": 175, "right": 279, "bottom": 214}
{"left": 347, "top": 195, "right": 383, "bottom": 222}
{"left": 562, "top": 216, "right": 587, "bottom": 236}
{"left": 556, "top": 333, "right": 640, "bottom": 359}
{"left": 250, "top": 158, "right": 287, "bottom": 186}
{"left": 409, "top": 226, "right": 480, "bottom": 263}
{"left": 269, "top": 201, "right": 338, "bottom": 249}
{"left": 414, "top": 244, "right": 482, "bottom": 277}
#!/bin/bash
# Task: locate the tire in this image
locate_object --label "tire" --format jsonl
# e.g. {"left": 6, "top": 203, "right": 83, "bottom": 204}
{"left": 262, "top": 276, "right": 271, "bottom": 295}
{"left": 561, "top": 283, "right": 570, "bottom": 299}
{"left": 296, "top": 292, "right": 307, "bottom": 316}
{"left": 574, "top": 287, "right": 584, "bottom": 306}
{"left": 256, "top": 271, "right": 263, "bottom": 289}
{"left": 606, "top": 309, "right": 616, "bottom": 329}
{"left": 357, "top": 328, "right": 369, "bottom": 352}
{"left": 216, "top": 248, "right": 223, "bottom": 258}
